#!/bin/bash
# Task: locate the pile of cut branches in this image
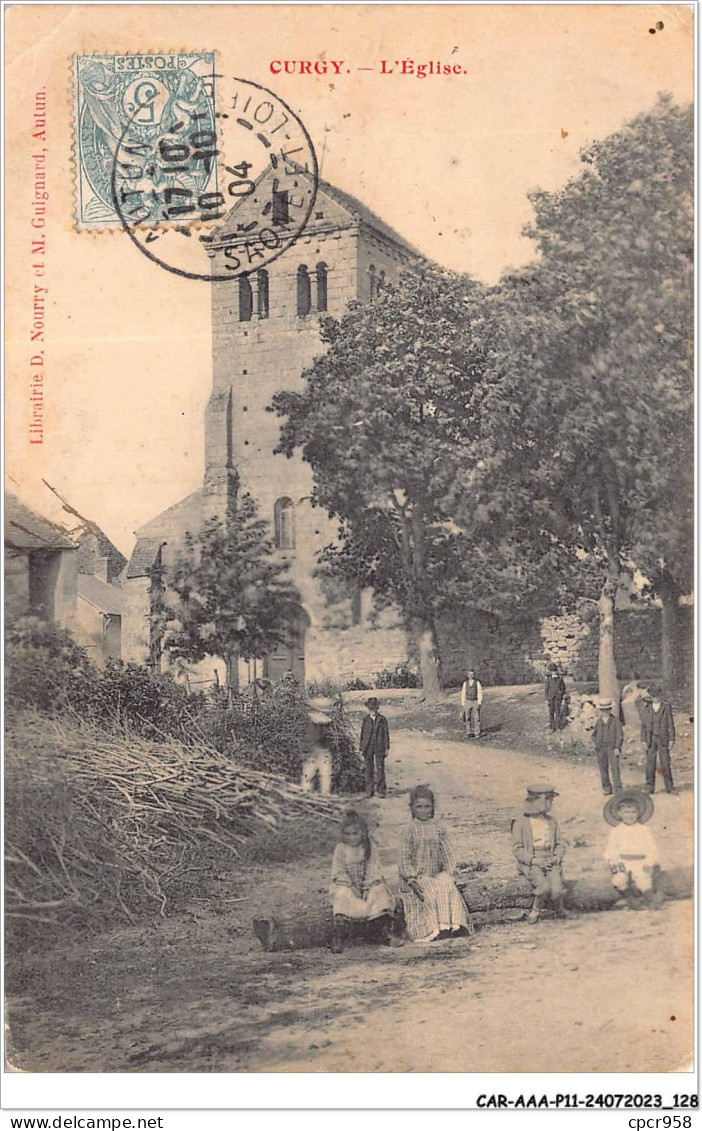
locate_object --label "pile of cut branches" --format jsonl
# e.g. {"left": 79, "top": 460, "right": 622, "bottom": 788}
{"left": 6, "top": 715, "right": 339, "bottom": 934}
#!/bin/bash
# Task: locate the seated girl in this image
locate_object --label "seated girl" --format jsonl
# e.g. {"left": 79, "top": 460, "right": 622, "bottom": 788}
{"left": 398, "top": 784, "right": 471, "bottom": 943}
{"left": 330, "top": 809, "right": 399, "bottom": 953}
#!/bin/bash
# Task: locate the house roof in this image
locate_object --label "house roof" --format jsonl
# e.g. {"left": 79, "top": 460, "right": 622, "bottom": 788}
{"left": 5, "top": 493, "right": 76, "bottom": 551}
{"left": 126, "top": 538, "right": 164, "bottom": 579}
{"left": 34, "top": 482, "right": 128, "bottom": 579}
{"left": 76, "top": 529, "right": 128, "bottom": 578}
{"left": 77, "top": 574, "right": 124, "bottom": 614}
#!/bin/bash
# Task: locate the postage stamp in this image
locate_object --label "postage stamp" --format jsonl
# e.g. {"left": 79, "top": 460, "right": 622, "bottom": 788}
{"left": 73, "top": 52, "right": 218, "bottom": 229}
{"left": 112, "top": 75, "right": 319, "bottom": 281}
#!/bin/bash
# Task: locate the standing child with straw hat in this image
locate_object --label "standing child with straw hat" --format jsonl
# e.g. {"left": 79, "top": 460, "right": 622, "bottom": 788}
{"left": 592, "top": 699, "right": 624, "bottom": 795}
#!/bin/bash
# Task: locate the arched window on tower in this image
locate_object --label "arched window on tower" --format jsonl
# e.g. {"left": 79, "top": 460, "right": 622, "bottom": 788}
{"left": 368, "top": 264, "right": 377, "bottom": 300}
{"left": 257, "top": 269, "right": 269, "bottom": 319}
{"left": 238, "top": 275, "right": 253, "bottom": 322}
{"left": 297, "top": 265, "right": 311, "bottom": 317}
{"left": 274, "top": 497, "right": 295, "bottom": 550}
{"left": 377, "top": 269, "right": 386, "bottom": 294}
{"left": 316, "top": 262, "right": 328, "bottom": 312}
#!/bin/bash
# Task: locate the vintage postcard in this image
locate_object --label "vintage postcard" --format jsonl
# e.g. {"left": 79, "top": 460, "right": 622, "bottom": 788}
{"left": 3, "top": 0, "right": 695, "bottom": 1110}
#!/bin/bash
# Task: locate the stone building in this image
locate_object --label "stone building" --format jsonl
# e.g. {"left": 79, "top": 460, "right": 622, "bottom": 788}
{"left": 5, "top": 490, "right": 128, "bottom": 664}
{"left": 122, "top": 176, "right": 686, "bottom": 691}
{"left": 124, "top": 177, "right": 420, "bottom": 685}
{"left": 5, "top": 493, "right": 78, "bottom": 629}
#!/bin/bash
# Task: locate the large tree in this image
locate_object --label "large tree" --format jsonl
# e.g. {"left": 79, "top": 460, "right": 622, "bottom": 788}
{"left": 272, "top": 263, "right": 549, "bottom": 699}
{"left": 163, "top": 492, "right": 301, "bottom": 688}
{"left": 631, "top": 458, "right": 694, "bottom": 692}
{"left": 481, "top": 97, "right": 693, "bottom": 703}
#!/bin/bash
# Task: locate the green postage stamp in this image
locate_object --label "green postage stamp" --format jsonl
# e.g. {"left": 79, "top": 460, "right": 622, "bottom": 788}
{"left": 73, "top": 52, "right": 218, "bottom": 229}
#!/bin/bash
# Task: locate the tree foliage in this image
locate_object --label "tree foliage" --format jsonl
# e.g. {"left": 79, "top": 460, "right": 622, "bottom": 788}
{"left": 477, "top": 96, "right": 693, "bottom": 697}
{"left": 163, "top": 493, "right": 302, "bottom": 685}
{"left": 272, "top": 263, "right": 548, "bottom": 696}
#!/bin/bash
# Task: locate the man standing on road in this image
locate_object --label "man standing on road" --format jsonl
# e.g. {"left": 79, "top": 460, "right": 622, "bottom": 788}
{"left": 359, "top": 696, "right": 390, "bottom": 798}
{"left": 641, "top": 687, "right": 677, "bottom": 795}
{"left": 461, "top": 669, "right": 484, "bottom": 739}
{"left": 592, "top": 698, "right": 623, "bottom": 795}
{"left": 545, "top": 663, "right": 566, "bottom": 731}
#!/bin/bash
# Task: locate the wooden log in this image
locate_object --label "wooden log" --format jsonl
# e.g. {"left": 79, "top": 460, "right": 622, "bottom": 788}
{"left": 252, "top": 867, "right": 692, "bottom": 952}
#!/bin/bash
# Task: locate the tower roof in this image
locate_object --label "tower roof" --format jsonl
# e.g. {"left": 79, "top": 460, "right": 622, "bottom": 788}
{"left": 311, "top": 177, "right": 423, "bottom": 258}
{"left": 213, "top": 169, "right": 423, "bottom": 260}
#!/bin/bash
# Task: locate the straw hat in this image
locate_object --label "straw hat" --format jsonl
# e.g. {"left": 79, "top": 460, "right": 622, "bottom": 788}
{"left": 603, "top": 788, "right": 654, "bottom": 827}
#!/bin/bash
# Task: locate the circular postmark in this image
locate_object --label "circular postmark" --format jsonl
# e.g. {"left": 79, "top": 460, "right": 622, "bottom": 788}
{"left": 111, "top": 75, "right": 318, "bottom": 281}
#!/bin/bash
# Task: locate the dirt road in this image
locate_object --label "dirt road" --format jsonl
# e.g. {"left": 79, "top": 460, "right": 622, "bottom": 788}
{"left": 7, "top": 726, "right": 693, "bottom": 1073}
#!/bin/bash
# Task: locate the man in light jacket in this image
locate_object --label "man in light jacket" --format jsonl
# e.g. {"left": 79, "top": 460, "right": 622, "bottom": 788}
{"left": 460, "top": 669, "right": 483, "bottom": 739}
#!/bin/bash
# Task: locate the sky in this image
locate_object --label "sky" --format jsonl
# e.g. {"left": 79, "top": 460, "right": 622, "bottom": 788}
{"left": 5, "top": 4, "right": 694, "bottom": 554}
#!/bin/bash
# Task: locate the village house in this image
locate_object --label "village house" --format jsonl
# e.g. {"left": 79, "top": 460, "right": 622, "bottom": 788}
{"left": 6, "top": 490, "right": 127, "bottom": 665}
{"left": 5, "top": 493, "right": 78, "bottom": 629}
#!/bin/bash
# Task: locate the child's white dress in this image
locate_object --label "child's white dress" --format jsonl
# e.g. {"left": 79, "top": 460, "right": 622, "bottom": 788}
{"left": 605, "top": 822, "right": 659, "bottom": 893}
{"left": 399, "top": 819, "right": 469, "bottom": 942}
{"left": 331, "top": 842, "right": 395, "bottom": 920}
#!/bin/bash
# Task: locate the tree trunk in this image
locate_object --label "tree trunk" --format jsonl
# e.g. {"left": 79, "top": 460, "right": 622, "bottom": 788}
{"left": 252, "top": 866, "right": 692, "bottom": 951}
{"left": 660, "top": 589, "right": 683, "bottom": 697}
{"left": 226, "top": 652, "right": 240, "bottom": 691}
{"left": 598, "top": 573, "right": 619, "bottom": 709}
{"left": 412, "top": 616, "right": 443, "bottom": 702}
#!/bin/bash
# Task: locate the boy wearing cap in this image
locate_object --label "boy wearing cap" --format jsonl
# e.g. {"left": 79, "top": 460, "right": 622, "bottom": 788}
{"left": 545, "top": 663, "right": 566, "bottom": 731}
{"left": 359, "top": 697, "right": 390, "bottom": 798}
{"left": 603, "top": 788, "right": 663, "bottom": 910}
{"left": 592, "top": 699, "right": 624, "bottom": 795}
{"left": 511, "top": 786, "right": 570, "bottom": 923}
{"left": 640, "top": 688, "right": 677, "bottom": 795}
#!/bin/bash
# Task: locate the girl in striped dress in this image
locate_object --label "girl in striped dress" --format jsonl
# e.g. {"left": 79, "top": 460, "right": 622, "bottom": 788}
{"left": 399, "top": 784, "right": 471, "bottom": 943}
{"left": 330, "top": 810, "right": 399, "bottom": 953}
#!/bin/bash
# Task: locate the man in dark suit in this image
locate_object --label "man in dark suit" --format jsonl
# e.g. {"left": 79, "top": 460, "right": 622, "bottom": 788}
{"left": 641, "top": 687, "right": 677, "bottom": 795}
{"left": 544, "top": 663, "right": 566, "bottom": 731}
{"left": 359, "top": 696, "right": 390, "bottom": 798}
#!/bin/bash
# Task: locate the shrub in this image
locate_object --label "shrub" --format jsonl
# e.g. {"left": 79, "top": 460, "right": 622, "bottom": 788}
{"left": 344, "top": 677, "right": 371, "bottom": 691}
{"left": 306, "top": 676, "right": 345, "bottom": 698}
{"left": 81, "top": 660, "right": 205, "bottom": 739}
{"left": 198, "top": 678, "right": 310, "bottom": 778}
{"left": 374, "top": 664, "right": 421, "bottom": 689}
{"left": 327, "top": 696, "right": 365, "bottom": 793}
{"left": 307, "top": 675, "right": 371, "bottom": 696}
{"left": 5, "top": 617, "right": 96, "bottom": 714}
{"left": 6, "top": 623, "right": 362, "bottom": 790}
